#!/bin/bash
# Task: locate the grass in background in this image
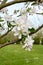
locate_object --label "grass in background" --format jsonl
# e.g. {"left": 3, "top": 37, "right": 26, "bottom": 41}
{"left": 0, "top": 45, "right": 43, "bottom": 65}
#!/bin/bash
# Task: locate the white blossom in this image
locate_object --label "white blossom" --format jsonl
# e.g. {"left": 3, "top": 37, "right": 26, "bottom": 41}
{"left": 18, "top": 34, "right": 22, "bottom": 39}
{"left": 0, "top": 7, "right": 35, "bottom": 51}
{"left": 13, "top": 14, "right": 32, "bottom": 36}
{"left": 4, "top": 14, "right": 13, "bottom": 22}
{"left": 12, "top": 14, "right": 34, "bottom": 51}
{"left": 22, "top": 35, "right": 34, "bottom": 51}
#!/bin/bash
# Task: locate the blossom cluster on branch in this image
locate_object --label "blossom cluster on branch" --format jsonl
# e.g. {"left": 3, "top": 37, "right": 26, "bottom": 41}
{"left": 0, "top": 7, "right": 35, "bottom": 51}
{"left": 0, "top": 2, "right": 43, "bottom": 50}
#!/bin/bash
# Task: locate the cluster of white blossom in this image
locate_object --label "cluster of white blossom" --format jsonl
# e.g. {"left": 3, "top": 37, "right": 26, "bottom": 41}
{"left": 13, "top": 15, "right": 30, "bottom": 36}
{"left": 0, "top": 7, "right": 34, "bottom": 51}
{"left": 22, "top": 35, "right": 34, "bottom": 51}
{"left": 12, "top": 14, "right": 34, "bottom": 51}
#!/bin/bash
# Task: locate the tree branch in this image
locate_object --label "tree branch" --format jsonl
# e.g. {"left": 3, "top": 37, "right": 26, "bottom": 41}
{"left": 0, "top": 26, "right": 15, "bottom": 39}
{"left": 0, "top": 39, "right": 21, "bottom": 48}
{"left": 29, "top": 24, "right": 43, "bottom": 35}
{"left": 0, "top": 0, "right": 43, "bottom": 48}
{"left": 0, "top": 0, "right": 35, "bottom": 10}
{"left": 0, "top": 24, "right": 43, "bottom": 48}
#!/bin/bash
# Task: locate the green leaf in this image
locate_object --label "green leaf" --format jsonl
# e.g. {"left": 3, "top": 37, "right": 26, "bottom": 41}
{"left": 28, "top": 28, "right": 35, "bottom": 33}
{"left": 21, "top": 35, "right": 27, "bottom": 43}
{"left": 0, "top": 17, "right": 4, "bottom": 22}
{"left": 17, "top": 14, "right": 22, "bottom": 17}
{"left": 26, "top": 8, "right": 31, "bottom": 12}
{"left": 0, "top": 24, "right": 4, "bottom": 30}
{"left": 0, "top": 20, "right": 4, "bottom": 22}
{"left": 41, "top": 12, "right": 43, "bottom": 15}
{"left": 14, "top": 10, "right": 19, "bottom": 14}
{"left": 31, "top": 2, "right": 36, "bottom": 5}
{"left": 8, "top": 23, "right": 13, "bottom": 28}
{"left": 0, "top": 24, "right": 1, "bottom": 27}
{"left": 17, "top": 10, "right": 19, "bottom": 12}
{"left": 14, "top": 10, "right": 17, "bottom": 14}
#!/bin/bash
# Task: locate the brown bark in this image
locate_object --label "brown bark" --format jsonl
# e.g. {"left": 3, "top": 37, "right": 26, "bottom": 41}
{"left": 0, "top": 39, "right": 21, "bottom": 48}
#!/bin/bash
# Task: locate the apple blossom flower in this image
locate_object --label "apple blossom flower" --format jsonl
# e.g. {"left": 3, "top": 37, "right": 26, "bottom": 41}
{"left": 4, "top": 14, "right": 13, "bottom": 22}
{"left": 22, "top": 35, "right": 34, "bottom": 51}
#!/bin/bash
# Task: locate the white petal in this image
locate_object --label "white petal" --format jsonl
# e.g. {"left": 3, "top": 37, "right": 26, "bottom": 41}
{"left": 18, "top": 34, "right": 22, "bottom": 39}
{"left": 17, "top": 27, "right": 21, "bottom": 31}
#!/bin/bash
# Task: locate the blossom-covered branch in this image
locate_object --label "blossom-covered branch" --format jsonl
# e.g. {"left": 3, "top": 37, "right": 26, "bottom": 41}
{"left": 0, "top": 22, "right": 43, "bottom": 39}
{"left": 0, "top": 24, "right": 43, "bottom": 49}
{"left": 0, "top": 0, "right": 43, "bottom": 50}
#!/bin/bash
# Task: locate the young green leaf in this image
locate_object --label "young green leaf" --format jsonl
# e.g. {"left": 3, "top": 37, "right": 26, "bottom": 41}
{"left": 28, "top": 28, "right": 35, "bottom": 33}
